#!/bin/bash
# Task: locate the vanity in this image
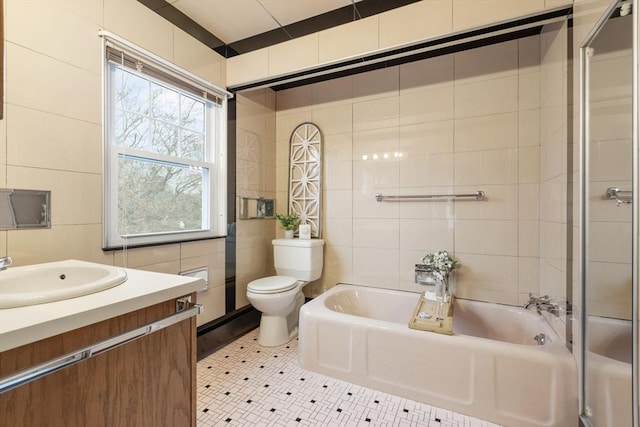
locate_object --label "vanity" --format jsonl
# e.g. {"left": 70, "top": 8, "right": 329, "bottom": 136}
{"left": 0, "top": 260, "right": 205, "bottom": 427}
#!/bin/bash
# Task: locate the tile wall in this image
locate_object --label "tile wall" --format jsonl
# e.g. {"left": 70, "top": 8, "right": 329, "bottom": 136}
{"left": 274, "top": 33, "right": 571, "bottom": 308}
{"left": 2, "top": 0, "right": 227, "bottom": 326}
{"left": 235, "top": 89, "right": 278, "bottom": 309}
{"left": 539, "top": 20, "right": 570, "bottom": 338}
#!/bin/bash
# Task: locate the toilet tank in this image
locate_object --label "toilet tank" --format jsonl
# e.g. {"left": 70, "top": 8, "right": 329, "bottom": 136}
{"left": 272, "top": 238, "right": 324, "bottom": 281}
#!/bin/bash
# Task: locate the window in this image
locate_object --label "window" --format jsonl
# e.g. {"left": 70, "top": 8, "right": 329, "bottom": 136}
{"left": 102, "top": 35, "right": 228, "bottom": 249}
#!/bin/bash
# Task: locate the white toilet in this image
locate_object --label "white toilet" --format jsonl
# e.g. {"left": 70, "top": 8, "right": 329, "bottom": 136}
{"left": 247, "top": 238, "right": 324, "bottom": 347}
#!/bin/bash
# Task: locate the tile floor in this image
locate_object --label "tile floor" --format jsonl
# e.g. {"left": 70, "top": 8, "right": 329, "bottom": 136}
{"left": 197, "top": 329, "right": 503, "bottom": 427}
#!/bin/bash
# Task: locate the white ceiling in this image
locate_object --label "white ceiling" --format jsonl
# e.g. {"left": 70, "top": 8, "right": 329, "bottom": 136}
{"left": 169, "top": 0, "right": 362, "bottom": 44}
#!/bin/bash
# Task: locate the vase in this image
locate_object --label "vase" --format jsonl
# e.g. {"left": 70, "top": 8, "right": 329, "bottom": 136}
{"left": 284, "top": 229, "right": 294, "bottom": 239}
{"left": 435, "top": 274, "right": 450, "bottom": 303}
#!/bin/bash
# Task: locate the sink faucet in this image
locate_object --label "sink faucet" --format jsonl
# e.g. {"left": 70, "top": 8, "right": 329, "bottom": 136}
{"left": 0, "top": 256, "right": 12, "bottom": 271}
{"left": 524, "top": 293, "right": 559, "bottom": 316}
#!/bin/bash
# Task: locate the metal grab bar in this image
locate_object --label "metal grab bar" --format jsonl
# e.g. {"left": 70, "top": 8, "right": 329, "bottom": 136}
{"left": 0, "top": 303, "right": 202, "bottom": 394}
{"left": 375, "top": 191, "right": 485, "bottom": 202}
{"left": 605, "top": 187, "right": 633, "bottom": 205}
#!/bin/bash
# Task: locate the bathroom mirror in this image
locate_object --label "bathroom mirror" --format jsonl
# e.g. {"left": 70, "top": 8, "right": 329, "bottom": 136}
{"left": 0, "top": 189, "right": 51, "bottom": 229}
{"left": 581, "top": 1, "right": 636, "bottom": 425}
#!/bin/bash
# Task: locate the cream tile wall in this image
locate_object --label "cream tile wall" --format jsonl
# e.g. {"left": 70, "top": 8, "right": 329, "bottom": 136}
{"left": 4, "top": 0, "right": 227, "bottom": 325}
{"left": 275, "top": 33, "right": 567, "bottom": 307}
{"left": 227, "top": 0, "right": 570, "bottom": 88}
{"left": 539, "top": 20, "right": 569, "bottom": 341}
{"left": 181, "top": 240, "right": 227, "bottom": 326}
{"left": 235, "top": 89, "right": 277, "bottom": 309}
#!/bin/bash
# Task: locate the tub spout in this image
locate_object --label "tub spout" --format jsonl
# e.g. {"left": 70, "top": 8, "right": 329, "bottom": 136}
{"left": 524, "top": 293, "right": 545, "bottom": 309}
{"left": 536, "top": 302, "right": 560, "bottom": 316}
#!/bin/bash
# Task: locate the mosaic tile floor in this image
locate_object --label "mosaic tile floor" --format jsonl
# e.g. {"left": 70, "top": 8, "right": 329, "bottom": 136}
{"left": 197, "top": 329, "right": 502, "bottom": 427}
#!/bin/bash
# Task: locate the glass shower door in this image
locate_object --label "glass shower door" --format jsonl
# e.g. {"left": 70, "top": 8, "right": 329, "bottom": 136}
{"left": 581, "top": 1, "right": 636, "bottom": 426}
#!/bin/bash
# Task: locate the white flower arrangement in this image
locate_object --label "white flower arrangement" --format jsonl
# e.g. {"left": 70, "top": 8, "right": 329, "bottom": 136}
{"left": 421, "top": 250, "right": 458, "bottom": 281}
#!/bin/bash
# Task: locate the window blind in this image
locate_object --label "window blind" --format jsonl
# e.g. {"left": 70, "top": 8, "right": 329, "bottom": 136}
{"left": 105, "top": 43, "right": 224, "bottom": 105}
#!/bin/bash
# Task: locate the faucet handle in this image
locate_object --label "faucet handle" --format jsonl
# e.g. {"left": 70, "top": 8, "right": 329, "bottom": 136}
{"left": 525, "top": 293, "right": 539, "bottom": 305}
{"left": 528, "top": 293, "right": 552, "bottom": 302}
{"left": 0, "top": 256, "right": 12, "bottom": 270}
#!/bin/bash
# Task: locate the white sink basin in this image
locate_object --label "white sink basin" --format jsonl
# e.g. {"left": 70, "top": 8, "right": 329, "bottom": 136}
{"left": 0, "top": 260, "right": 127, "bottom": 309}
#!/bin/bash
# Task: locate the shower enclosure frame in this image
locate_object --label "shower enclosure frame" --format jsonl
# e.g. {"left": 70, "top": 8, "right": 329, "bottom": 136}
{"left": 579, "top": 0, "right": 639, "bottom": 425}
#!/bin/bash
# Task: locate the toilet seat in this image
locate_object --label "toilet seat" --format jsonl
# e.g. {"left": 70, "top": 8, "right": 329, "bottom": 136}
{"left": 247, "top": 276, "right": 301, "bottom": 294}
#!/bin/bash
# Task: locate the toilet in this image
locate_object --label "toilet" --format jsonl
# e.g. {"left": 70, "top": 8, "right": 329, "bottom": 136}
{"left": 247, "top": 238, "right": 324, "bottom": 347}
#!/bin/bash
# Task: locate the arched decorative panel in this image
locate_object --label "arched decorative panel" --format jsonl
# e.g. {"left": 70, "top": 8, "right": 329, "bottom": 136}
{"left": 288, "top": 122, "right": 322, "bottom": 238}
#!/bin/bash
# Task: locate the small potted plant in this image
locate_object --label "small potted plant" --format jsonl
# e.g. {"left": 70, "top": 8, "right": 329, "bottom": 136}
{"left": 275, "top": 212, "right": 300, "bottom": 238}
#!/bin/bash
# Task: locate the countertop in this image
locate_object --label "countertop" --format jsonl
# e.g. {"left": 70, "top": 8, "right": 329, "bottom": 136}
{"left": 0, "top": 261, "right": 206, "bottom": 352}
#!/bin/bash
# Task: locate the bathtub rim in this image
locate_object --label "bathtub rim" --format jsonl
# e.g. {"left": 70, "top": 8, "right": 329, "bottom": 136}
{"left": 303, "top": 282, "right": 569, "bottom": 351}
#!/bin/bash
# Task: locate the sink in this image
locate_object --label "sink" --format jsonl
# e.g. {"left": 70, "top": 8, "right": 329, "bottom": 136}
{"left": 0, "top": 260, "right": 127, "bottom": 309}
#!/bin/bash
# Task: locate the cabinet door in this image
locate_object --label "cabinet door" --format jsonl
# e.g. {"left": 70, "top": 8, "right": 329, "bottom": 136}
{"left": 0, "top": 299, "right": 196, "bottom": 427}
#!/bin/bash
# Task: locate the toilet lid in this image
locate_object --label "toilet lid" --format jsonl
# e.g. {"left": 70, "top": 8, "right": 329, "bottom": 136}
{"left": 247, "top": 276, "right": 299, "bottom": 294}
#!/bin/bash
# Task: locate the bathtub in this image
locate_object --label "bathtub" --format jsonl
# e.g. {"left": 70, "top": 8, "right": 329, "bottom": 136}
{"left": 298, "top": 284, "right": 577, "bottom": 427}
{"left": 586, "top": 316, "right": 632, "bottom": 427}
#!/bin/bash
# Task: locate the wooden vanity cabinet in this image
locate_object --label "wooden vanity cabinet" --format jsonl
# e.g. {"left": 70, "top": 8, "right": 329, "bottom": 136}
{"left": 0, "top": 294, "right": 197, "bottom": 427}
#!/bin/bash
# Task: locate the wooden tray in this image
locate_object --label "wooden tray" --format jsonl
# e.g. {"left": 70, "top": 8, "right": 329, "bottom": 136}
{"left": 408, "top": 294, "right": 454, "bottom": 335}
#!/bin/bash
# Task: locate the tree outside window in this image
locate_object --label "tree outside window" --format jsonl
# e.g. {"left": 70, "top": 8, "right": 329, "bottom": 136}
{"left": 104, "top": 61, "right": 225, "bottom": 248}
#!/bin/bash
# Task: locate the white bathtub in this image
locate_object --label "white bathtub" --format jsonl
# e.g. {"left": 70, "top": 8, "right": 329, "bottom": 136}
{"left": 298, "top": 284, "right": 577, "bottom": 427}
{"left": 586, "top": 316, "right": 632, "bottom": 427}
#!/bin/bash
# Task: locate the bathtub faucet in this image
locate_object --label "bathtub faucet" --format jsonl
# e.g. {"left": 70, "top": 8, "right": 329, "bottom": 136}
{"left": 0, "top": 256, "right": 12, "bottom": 271}
{"left": 524, "top": 294, "right": 559, "bottom": 316}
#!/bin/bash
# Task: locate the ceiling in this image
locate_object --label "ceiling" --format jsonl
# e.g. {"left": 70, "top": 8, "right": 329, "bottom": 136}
{"left": 139, "top": 0, "right": 420, "bottom": 57}
{"left": 169, "top": 0, "right": 362, "bottom": 45}
{"left": 138, "top": 0, "right": 572, "bottom": 91}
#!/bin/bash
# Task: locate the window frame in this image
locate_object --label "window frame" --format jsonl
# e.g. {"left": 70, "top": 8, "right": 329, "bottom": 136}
{"left": 102, "top": 35, "right": 228, "bottom": 250}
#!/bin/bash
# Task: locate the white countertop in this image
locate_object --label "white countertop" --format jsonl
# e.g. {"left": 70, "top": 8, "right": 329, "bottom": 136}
{"left": 0, "top": 261, "right": 206, "bottom": 352}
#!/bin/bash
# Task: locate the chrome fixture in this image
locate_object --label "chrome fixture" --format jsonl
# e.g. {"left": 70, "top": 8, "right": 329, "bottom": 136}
{"left": 414, "top": 264, "right": 436, "bottom": 285}
{"left": 0, "top": 257, "right": 12, "bottom": 271}
{"left": 534, "top": 333, "right": 551, "bottom": 345}
{"left": 0, "top": 189, "right": 51, "bottom": 230}
{"left": 239, "top": 196, "right": 275, "bottom": 220}
{"left": 524, "top": 294, "right": 560, "bottom": 316}
{"left": 605, "top": 187, "right": 633, "bottom": 205}
{"left": 375, "top": 191, "right": 485, "bottom": 202}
